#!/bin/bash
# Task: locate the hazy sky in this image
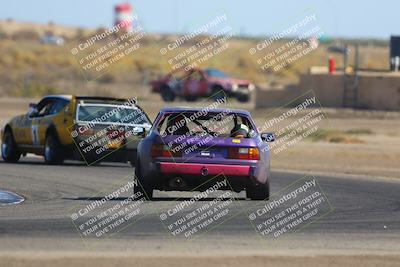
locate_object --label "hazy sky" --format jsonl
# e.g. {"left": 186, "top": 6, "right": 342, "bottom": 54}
{"left": 0, "top": 0, "right": 398, "bottom": 38}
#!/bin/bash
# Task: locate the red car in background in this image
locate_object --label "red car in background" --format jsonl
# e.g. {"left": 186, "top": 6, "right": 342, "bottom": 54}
{"left": 151, "top": 68, "right": 255, "bottom": 102}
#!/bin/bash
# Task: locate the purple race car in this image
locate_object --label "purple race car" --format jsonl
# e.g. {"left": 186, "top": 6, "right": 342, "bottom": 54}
{"left": 134, "top": 107, "right": 274, "bottom": 200}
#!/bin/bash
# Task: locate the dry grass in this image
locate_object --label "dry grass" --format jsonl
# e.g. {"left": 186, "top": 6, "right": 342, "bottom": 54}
{"left": 0, "top": 21, "right": 389, "bottom": 98}
{"left": 308, "top": 128, "right": 373, "bottom": 143}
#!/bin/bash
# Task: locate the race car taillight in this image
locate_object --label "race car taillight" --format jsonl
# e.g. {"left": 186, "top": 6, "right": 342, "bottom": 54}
{"left": 151, "top": 144, "right": 182, "bottom": 158}
{"left": 228, "top": 147, "right": 260, "bottom": 160}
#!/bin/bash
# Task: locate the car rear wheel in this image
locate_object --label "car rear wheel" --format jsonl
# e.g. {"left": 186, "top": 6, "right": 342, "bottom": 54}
{"left": 184, "top": 95, "right": 198, "bottom": 102}
{"left": 161, "top": 85, "right": 175, "bottom": 102}
{"left": 237, "top": 94, "right": 250, "bottom": 103}
{"left": 1, "top": 130, "right": 21, "bottom": 163}
{"left": 134, "top": 159, "right": 153, "bottom": 200}
{"left": 44, "top": 133, "right": 64, "bottom": 165}
{"left": 246, "top": 181, "right": 270, "bottom": 200}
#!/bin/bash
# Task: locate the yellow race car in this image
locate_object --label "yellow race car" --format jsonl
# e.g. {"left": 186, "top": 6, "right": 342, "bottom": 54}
{"left": 1, "top": 95, "right": 152, "bottom": 165}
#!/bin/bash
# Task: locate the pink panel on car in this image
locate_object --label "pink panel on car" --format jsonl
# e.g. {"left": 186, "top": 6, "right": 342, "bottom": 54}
{"left": 160, "top": 162, "right": 250, "bottom": 176}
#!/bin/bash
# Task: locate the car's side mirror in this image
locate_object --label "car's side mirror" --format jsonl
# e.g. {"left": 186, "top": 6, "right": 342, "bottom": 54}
{"left": 28, "top": 103, "right": 38, "bottom": 117}
{"left": 261, "top": 133, "right": 275, "bottom": 142}
{"left": 134, "top": 126, "right": 145, "bottom": 136}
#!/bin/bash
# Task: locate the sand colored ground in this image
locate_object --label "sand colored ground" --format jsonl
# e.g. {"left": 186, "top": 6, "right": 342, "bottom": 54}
{"left": 1, "top": 251, "right": 400, "bottom": 267}
{"left": 1, "top": 97, "right": 399, "bottom": 179}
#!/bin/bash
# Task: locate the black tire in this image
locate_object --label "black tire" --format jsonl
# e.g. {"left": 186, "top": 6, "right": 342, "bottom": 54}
{"left": 44, "top": 133, "right": 64, "bottom": 165}
{"left": 184, "top": 95, "right": 198, "bottom": 102}
{"left": 134, "top": 159, "right": 153, "bottom": 200}
{"left": 211, "top": 86, "right": 226, "bottom": 102}
{"left": 237, "top": 94, "right": 250, "bottom": 103}
{"left": 1, "top": 129, "right": 21, "bottom": 162}
{"left": 160, "top": 85, "right": 175, "bottom": 102}
{"left": 129, "top": 150, "right": 137, "bottom": 167}
{"left": 246, "top": 180, "right": 270, "bottom": 200}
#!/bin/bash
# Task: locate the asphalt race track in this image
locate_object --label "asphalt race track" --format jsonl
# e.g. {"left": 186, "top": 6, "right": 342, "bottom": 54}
{"left": 0, "top": 156, "right": 399, "bottom": 253}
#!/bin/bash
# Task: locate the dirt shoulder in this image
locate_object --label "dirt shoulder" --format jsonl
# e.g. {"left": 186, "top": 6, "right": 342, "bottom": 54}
{"left": 257, "top": 109, "right": 400, "bottom": 179}
{"left": 271, "top": 140, "right": 400, "bottom": 179}
{"left": 0, "top": 252, "right": 399, "bottom": 267}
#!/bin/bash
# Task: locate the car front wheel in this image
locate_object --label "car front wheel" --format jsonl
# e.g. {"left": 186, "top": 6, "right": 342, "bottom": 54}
{"left": 246, "top": 180, "right": 270, "bottom": 200}
{"left": 44, "top": 133, "right": 64, "bottom": 164}
{"left": 129, "top": 150, "right": 137, "bottom": 167}
{"left": 161, "top": 85, "right": 175, "bottom": 102}
{"left": 1, "top": 130, "right": 21, "bottom": 162}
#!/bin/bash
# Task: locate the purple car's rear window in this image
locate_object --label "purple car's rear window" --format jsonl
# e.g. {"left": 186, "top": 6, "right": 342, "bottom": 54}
{"left": 156, "top": 112, "right": 254, "bottom": 138}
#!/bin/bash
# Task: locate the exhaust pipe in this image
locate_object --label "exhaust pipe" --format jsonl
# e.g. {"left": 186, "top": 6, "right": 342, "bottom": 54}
{"left": 169, "top": 176, "right": 187, "bottom": 189}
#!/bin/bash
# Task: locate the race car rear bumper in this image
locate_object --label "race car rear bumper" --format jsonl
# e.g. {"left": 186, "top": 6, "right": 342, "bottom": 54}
{"left": 159, "top": 162, "right": 250, "bottom": 176}
{"left": 145, "top": 161, "right": 261, "bottom": 192}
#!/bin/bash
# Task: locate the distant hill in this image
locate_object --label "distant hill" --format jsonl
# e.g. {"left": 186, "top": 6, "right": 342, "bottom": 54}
{"left": 0, "top": 19, "right": 97, "bottom": 39}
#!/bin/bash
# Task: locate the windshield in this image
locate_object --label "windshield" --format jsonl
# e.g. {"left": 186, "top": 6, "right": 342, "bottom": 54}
{"left": 77, "top": 104, "right": 150, "bottom": 125}
{"left": 157, "top": 112, "right": 254, "bottom": 138}
{"left": 205, "top": 69, "right": 228, "bottom": 78}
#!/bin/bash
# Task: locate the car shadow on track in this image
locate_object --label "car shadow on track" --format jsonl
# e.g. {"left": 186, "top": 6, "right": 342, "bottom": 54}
{"left": 0, "top": 160, "right": 131, "bottom": 168}
{"left": 63, "top": 196, "right": 247, "bottom": 202}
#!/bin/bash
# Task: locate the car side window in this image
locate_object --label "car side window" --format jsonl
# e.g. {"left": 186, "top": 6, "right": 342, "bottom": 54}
{"left": 48, "top": 100, "right": 68, "bottom": 115}
{"left": 35, "top": 100, "right": 54, "bottom": 117}
{"left": 156, "top": 115, "right": 168, "bottom": 134}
